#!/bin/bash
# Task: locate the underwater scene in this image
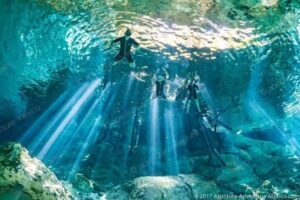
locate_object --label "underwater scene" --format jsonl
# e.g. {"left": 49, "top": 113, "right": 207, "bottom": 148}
{"left": 0, "top": 0, "right": 300, "bottom": 199}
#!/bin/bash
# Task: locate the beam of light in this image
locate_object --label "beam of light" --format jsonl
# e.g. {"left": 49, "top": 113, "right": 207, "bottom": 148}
{"left": 105, "top": 76, "right": 142, "bottom": 172}
{"left": 121, "top": 75, "right": 135, "bottom": 108}
{"left": 90, "top": 81, "right": 145, "bottom": 179}
{"left": 46, "top": 95, "right": 103, "bottom": 165}
{"left": 164, "top": 104, "right": 179, "bottom": 175}
{"left": 67, "top": 116, "right": 102, "bottom": 181}
{"left": 19, "top": 90, "right": 70, "bottom": 144}
{"left": 24, "top": 84, "right": 89, "bottom": 153}
{"left": 174, "top": 104, "right": 190, "bottom": 172}
{"left": 249, "top": 101, "right": 298, "bottom": 151}
{"left": 52, "top": 84, "right": 111, "bottom": 159}
{"left": 50, "top": 84, "right": 111, "bottom": 176}
{"left": 30, "top": 83, "right": 89, "bottom": 153}
{"left": 47, "top": 84, "right": 112, "bottom": 162}
{"left": 119, "top": 78, "right": 142, "bottom": 168}
{"left": 199, "top": 84, "right": 215, "bottom": 108}
{"left": 119, "top": 107, "right": 136, "bottom": 170}
{"left": 92, "top": 79, "right": 136, "bottom": 169}
{"left": 284, "top": 116, "right": 300, "bottom": 154}
{"left": 90, "top": 105, "right": 136, "bottom": 179}
{"left": 245, "top": 51, "right": 300, "bottom": 153}
{"left": 148, "top": 98, "right": 161, "bottom": 175}
{"left": 38, "top": 79, "right": 101, "bottom": 159}
{"left": 82, "top": 84, "right": 120, "bottom": 179}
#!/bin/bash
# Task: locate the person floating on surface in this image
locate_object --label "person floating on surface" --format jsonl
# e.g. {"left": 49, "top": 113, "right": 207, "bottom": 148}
{"left": 186, "top": 75, "right": 202, "bottom": 113}
{"left": 110, "top": 28, "right": 140, "bottom": 68}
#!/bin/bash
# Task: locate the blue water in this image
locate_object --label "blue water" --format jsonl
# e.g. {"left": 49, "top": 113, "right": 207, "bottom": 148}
{"left": 0, "top": 0, "right": 300, "bottom": 197}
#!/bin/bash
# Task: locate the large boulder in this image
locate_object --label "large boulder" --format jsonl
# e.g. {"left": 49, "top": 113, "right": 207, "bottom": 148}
{"left": 103, "top": 175, "right": 217, "bottom": 200}
{"left": 0, "top": 142, "right": 71, "bottom": 200}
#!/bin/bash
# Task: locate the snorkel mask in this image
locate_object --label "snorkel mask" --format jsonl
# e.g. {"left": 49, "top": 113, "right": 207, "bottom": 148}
{"left": 125, "top": 28, "right": 132, "bottom": 37}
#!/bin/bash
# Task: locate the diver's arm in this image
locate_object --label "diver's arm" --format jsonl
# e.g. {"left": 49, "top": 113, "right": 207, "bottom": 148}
{"left": 110, "top": 37, "right": 122, "bottom": 47}
{"left": 107, "top": 38, "right": 120, "bottom": 50}
{"left": 163, "top": 68, "right": 169, "bottom": 79}
{"left": 132, "top": 39, "right": 141, "bottom": 53}
{"left": 132, "top": 39, "right": 140, "bottom": 46}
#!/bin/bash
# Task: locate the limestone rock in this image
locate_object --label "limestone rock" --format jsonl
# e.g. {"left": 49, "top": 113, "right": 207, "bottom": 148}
{"left": 104, "top": 176, "right": 194, "bottom": 200}
{"left": 239, "top": 0, "right": 259, "bottom": 8}
{"left": 0, "top": 142, "right": 70, "bottom": 200}
{"left": 258, "top": 140, "right": 282, "bottom": 156}
{"left": 73, "top": 173, "right": 94, "bottom": 192}
{"left": 178, "top": 174, "right": 221, "bottom": 199}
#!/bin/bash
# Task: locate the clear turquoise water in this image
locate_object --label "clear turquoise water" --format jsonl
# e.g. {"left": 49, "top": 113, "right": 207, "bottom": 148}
{"left": 0, "top": 0, "right": 300, "bottom": 198}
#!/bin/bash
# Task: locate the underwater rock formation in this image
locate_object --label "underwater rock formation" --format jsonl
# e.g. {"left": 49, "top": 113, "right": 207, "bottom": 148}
{"left": 103, "top": 135, "right": 300, "bottom": 200}
{"left": 190, "top": 134, "right": 300, "bottom": 196}
{"left": 104, "top": 176, "right": 194, "bottom": 200}
{"left": 0, "top": 1, "right": 299, "bottom": 200}
{"left": 0, "top": 142, "right": 70, "bottom": 200}
{"left": 0, "top": 129, "right": 299, "bottom": 200}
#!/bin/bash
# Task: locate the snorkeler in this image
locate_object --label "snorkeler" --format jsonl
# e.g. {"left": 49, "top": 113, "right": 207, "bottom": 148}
{"left": 186, "top": 76, "right": 201, "bottom": 113}
{"left": 110, "top": 28, "right": 140, "bottom": 68}
{"left": 152, "top": 66, "right": 169, "bottom": 99}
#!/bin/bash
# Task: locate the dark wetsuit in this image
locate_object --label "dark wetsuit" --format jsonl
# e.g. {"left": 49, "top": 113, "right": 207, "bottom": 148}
{"left": 155, "top": 80, "right": 166, "bottom": 98}
{"left": 188, "top": 83, "right": 199, "bottom": 100}
{"left": 112, "top": 36, "right": 139, "bottom": 63}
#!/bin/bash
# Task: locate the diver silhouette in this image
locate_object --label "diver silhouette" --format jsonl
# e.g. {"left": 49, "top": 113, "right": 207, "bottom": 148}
{"left": 152, "top": 66, "right": 169, "bottom": 99}
{"left": 110, "top": 28, "right": 140, "bottom": 68}
{"left": 186, "top": 76, "right": 202, "bottom": 113}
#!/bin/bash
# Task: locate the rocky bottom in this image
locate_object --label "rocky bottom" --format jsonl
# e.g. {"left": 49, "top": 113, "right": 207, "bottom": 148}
{"left": 0, "top": 133, "right": 300, "bottom": 200}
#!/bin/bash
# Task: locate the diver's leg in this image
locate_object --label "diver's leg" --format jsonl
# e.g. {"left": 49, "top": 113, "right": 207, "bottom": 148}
{"left": 186, "top": 100, "right": 191, "bottom": 113}
{"left": 157, "top": 88, "right": 161, "bottom": 98}
{"left": 195, "top": 99, "right": 201, "bottom": 113}
{"left": 127, "top": 54, "right": 136, "bottom": 68}
{"left": 113, "top": 53, "right": 124, "bottom": 66}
